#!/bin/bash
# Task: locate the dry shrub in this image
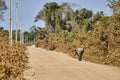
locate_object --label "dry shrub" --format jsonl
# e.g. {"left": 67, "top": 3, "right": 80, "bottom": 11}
{"left": 0, "top": 30, "right": 28, "bottom": 80}
{"left": 35, "top": 25, "right": 120, "bottom": 67}
{"left": 76, "top": 26, "right": 120, "bottom": 67}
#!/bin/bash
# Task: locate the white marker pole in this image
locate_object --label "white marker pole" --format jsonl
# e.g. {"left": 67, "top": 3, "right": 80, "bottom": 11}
{"left": 9, "top": 0, "right": 12, "bottom": 46}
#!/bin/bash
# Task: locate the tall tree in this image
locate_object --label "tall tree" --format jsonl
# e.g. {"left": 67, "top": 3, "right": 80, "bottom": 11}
{"left": 35, "top": 2, "right": 74, "bottom": 32}
{"left": 107, "top": 0, "right": 120, "bottom": 14}
{"left": 73, "top": 8, "right": 93, "bottom": 25}
{"left": 92, "top": 11, "right": 104, "bottom": 23}
{"left": 108, "top": 0, "right": 120, "bottom": 43}
{"left": 79, "top": 8, "right": 93, "bottom": 19}
{"left": 57, "top": 3, "right": 74, "bottom": 31}
{"left": 0, "top": 0, "right": 7, "bottom": 21}
{"left": 35, "top": 2, "right": 59, "bottom": 29}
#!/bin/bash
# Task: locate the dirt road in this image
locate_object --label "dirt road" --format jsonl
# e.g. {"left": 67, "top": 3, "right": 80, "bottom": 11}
{"left": 25, "top": 45, "right": 120, "bottom": 80}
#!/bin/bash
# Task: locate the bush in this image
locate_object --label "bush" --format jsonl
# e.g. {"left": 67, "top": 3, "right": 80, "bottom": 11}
{"left": 0, "top": 30, "right": 28, "bottom": 80}
{"left": 60, "top": 31, "right": 76, "bottom": 42}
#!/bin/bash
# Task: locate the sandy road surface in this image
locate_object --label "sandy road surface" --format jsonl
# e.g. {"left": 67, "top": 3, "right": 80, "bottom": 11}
{"left": 24, "top": 45, "right": 120, "bottom": 80}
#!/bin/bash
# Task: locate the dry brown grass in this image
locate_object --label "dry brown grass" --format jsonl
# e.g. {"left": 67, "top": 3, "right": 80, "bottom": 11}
{"left": 35, "top": 26, "right": 120, "bottom": 67}
{"left": 0, "top": 30, "right": 28, "bottom": 80}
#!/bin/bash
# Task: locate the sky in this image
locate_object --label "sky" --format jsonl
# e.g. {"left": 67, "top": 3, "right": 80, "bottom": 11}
{"left": 1, "top": 0, "right": 112, "bottom": 31}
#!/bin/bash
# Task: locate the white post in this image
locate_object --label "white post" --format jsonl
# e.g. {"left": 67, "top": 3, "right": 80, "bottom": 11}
{"left": 22, "top": 30, "right": 24, "bottom": 44}
{"left": 21, "top": 24, "right": 24, "bottom": 44}
{"left": 9, "top": 0, "right": 12, "bottom": 46}
{"left": 20, "top": 23, "right": 22, "bottom": 44}
{"left": 16, "top": 2, "right": 18, "bottom": 43}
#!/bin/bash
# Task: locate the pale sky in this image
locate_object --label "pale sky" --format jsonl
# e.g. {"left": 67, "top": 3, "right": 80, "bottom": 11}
{"left": 1, "top": 0, "right": 112, "bottom": 31}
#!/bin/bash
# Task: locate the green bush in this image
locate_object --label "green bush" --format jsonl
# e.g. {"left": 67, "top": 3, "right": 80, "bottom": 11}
{"left": 59, "top": 30, "right": 76, "bottom": 42}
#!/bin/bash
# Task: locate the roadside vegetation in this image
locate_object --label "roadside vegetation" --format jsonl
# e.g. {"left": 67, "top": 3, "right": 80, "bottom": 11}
{"left": 0, "top": 29, "right": 28, "bottom": 80}
{"left": 35, "top": 0, "right": 120, "bottom": 67}
{"left": 0, "top": 1, "right": 28, "bottom": 79}
{"left": 0, "top": 1, "right": 119, "bottom": 80}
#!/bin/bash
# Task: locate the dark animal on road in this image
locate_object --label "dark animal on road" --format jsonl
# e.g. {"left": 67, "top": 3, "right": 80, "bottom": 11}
{"left": 74, "top": 48, "right": 84, "bottom": 61}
